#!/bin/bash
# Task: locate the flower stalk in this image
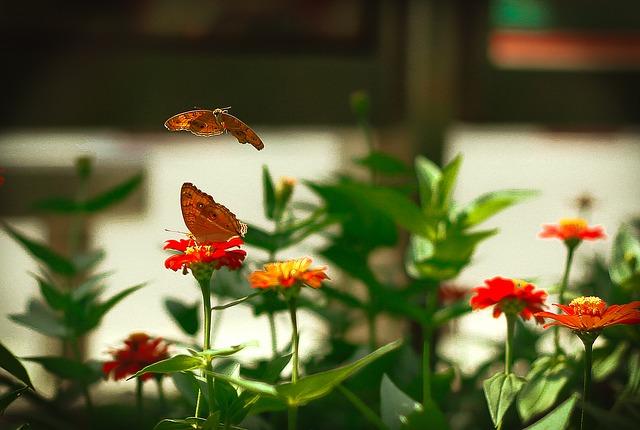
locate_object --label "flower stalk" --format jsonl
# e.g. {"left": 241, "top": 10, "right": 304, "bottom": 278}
{"left": 288, "top": 294, "right": 300, "bottom": 430}
{"left": 554, "top": 244, "right": 576, "bottom": 355}
{"left": 577, "top": 332, "right": 597, "bottom": 430}
{"left": 198, "top": 277, "right": 216, "bottom": 414}
{"left": 504, "top": 313, "right": 516, "bottom": 375}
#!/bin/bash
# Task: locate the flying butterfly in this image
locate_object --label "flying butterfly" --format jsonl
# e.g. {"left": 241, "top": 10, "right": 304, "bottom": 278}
{"left": 165, "top": 107, "right": 264, "bottom": 150}
{"left": 180, "top": 182, "right": 247, "bottom": 243}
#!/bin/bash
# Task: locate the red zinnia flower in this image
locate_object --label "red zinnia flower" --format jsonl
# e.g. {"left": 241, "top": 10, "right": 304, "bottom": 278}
{"left": 535, "top": 296, "right": 640, "bottom": 332}
{"left": 470, "top": 277, "right": 548, "bottom": 323}
{"left": 164, "top": 236, "right": 246, "bottom": 272}
{"left": 539, "top": 218, "right": 605, "bottom": 242}
{"left": 248, "top": 257, "right": 329, "bottom": 290}
{"left": 103, "top": 333, "right": 169, "bottom": 381}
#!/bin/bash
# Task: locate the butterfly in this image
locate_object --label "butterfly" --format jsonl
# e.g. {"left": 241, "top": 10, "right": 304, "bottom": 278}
{"left": 165, "top": 108, "right": 264, "bottom": 150}
{"left": 180, "top": 182, "right": 247, "bottom": 243}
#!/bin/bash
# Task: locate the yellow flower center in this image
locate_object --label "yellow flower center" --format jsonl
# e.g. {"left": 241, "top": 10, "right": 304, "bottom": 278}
{"left": 559, "top": 218, "right": 587, "bottom": 231}
{"left": 512, "top": 279, "right": 527, "bottom": 289}
{"left": 569, "top": 296, "right": 606, "bottom": 316}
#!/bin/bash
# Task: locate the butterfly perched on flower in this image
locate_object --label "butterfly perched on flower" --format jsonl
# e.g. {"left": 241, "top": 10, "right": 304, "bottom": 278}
{"left": 180, "top": 182, "right": 247, "bottom": 243}
{"left": 165, "top": 107, "right": 264, "bottom": 150}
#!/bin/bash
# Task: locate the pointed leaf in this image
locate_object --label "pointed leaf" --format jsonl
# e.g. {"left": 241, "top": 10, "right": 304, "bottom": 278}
{"left": 90, "top": 284, "right": 145, "bottom": 326}
{"left": 83, "top": 173, "right": 143, "bottom": 212}
{"left": 198, "top": 342, "right": 255, "bottom": 359}
{"left": 32, "top": 197, "right": 81, "bottom": 213}
{"left": 262, "top": 165, "right": 276, "bottom": 220}
{"left": 70, "top": 271, "right": 112, "bottom": 302}
{"left": 0, "top": 386, "right": 29, "bottom": 415}
{"left": 276, "top": 339, "right": 402, "bottom": 406}
{"left": 380, "top": 374, "right": 421, "bottom": 430}
{"left": 437, "top": 154, "right": 462, "bottom": 210}
{"left": 517, "top": 356, "right": 572, "bottom": 422}
{"left": 10, "top": 300, "right": 70, "bottom": 338}
{"left": 404, "top": 400, "right": 449, "bottom": 430}
{"left": 415, "top": 156, "right": 441, "bottom": 209}
{"left": 23, "top": 356, "right": 100, "bottom": 384}
{"left": 32, "top": 275, "right": 67, "bottom": 311}
{"left": 1, "top": 222, "right": 76, "bottom": 276}
{"left": 72, "top": 249, "right": 106, "bottom": 273}
{"left": 171, "top": 372, "right": 200, "bottom": 407}
{"left": 483, "top": 372, "right": 525, "bottom": 427}
{"left": 456, "top": 189, "right": 538, "bottom": 228}
{"left": 204, "top": 370, "right": 278, "bottom": 398}
{"left": 165, "top": 298, "right": 199, "bottom": 336}
{"left": 0, "top": 342, "right": 34, "bottom": 389}
{"left": 354, "top": 151, "right": 411, "bottom": 175}
{"left": 524, "top": 394, "right": 578, "bottom": 430}
{"left": 593, "top": 342, "right": 627, "bottom": 381}
{"left": 129, "top": 355, "right": 204, "bottom": 379}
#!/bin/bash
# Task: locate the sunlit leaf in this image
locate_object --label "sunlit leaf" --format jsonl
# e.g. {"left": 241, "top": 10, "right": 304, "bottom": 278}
{"left": 415, "top": 156, "right": 441, "bottom": 209}
{"left": 523, "top": 394, "right": 578, "bottom": 430}
{"left": 483, "top": 372, "right": 525, "bottom": 427}
{"left": 380, "top": 374, "right": 421, "bottom": 430}
{"left": 129, "top": 355, "right": 204, "bottom": 379}
{"left": 517, "top": 356, "right": 572, "bottom": 422}
{"left": 456, "top": 189, "right": 538, "bottom": 228}
{"left": 593, "top": 342, "right": 627, "bottom": 381}
{"left": 610, "top": 225, "right": 640, "bottom": 287}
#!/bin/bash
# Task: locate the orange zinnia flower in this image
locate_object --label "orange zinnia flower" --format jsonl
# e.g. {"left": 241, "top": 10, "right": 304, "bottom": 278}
{"left": 103, "top": 333, "right": 169, "bottom": 381}
{"left": 535, "top": 296, "right": 640, "bottom": 332}
{"left": 539, "top": 218, "right": 605, "bottom": 242}
{"left": 470, "top": 277, "right": 548, "bottom": 323}
{"left": 249, "top": 257, "right": 329, "bottom": 290}
{"left": 164, "top": 237, "right": 246, "bottom": 272}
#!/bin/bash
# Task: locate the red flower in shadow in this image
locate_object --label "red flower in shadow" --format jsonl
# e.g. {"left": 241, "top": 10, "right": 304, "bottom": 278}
{"left": 470, "top": 277, "right": 547, "bottom": 323}
{"left": 103, "top": 333, "right": 169, "bottom": 381}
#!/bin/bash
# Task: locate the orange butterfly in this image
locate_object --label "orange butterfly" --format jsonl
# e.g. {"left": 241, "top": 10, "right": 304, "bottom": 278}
{"left": 165, "top": 108, "right": 264, "bottom": 151}
{"left": 180, "top": 182, "right": 247, "bottom": 243}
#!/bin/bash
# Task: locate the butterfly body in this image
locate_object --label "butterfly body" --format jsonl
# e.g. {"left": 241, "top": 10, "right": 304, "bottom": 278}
{"left": 180, "top": 182, "right": 247, "bottom": 243}
{"left": 165, "top": 108, "right": 264, "bottom": 150}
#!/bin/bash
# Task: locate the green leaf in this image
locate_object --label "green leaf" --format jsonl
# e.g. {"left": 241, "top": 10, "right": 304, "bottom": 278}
{"left": 415, "top": 156, "right": 441, "bottom": 209}
{"left": 211, "top": 292, "right": 261, "bottom": 311}
{"left": 262, "top": 165, "right": 276, "bottom": 220}
{"left": 214, "top": 378, "right": 239, "bottom": 421}
{"left": 523, "top": 394, "right": 578, "bottom": 430}
{"left": 593, "top": 342, "right": 627, "bottom": 381}
{"left": 153, "top": 417, "right": 206, "bottom": 430}
{"left": 198, "top": 343, "right": 254, "bottom": 359}
{"left": 437, "top": 154, "right": 462, "bottom": 210}
{"left": 203, "top": 412, "right": 221, "bottom": 430}
{"left": 354, "top": 151, "right": 411, "bottom": 175}
{"left": 456, "top": 189, "right": 538, "bottom": 228}
{"left": 380, "top": 374, "right": 421, "bottom": 430}
{"left": 483, "top": 372, "right": 525, "bottom": 427}
{"left": 32, "top": 197, "right": 81, "bottom": 213}
{"left": 23, "top": 356, "right": 100, "bottom": 384}
{"left": 70, "top": 271, "right": 112, "bottom": 302}
{"left": 517, "top": 356, "right": 572, "bottom": 422}
{"left": 129, "top": 355, "right": 204, "bottom": 379}
{"left": 610, "top": 225, "right": 640, "bottom": 286}
{"left": 87, "top": 284, "right": 145, "bottom": 329}
{"left": 276, "top": 339, "right": 402, "bottom": 406}
{"left": 243, "top": 224, "right": 279, "bottom": 253}
{"left": 72, "top": 249, "right": 106, "bottom": 273}
{"left": 1, "top": 222, "right": 76, "bottom": 277}
{"left": 165, "top": 298, "right": 199, "bottom": 336}
{"left": 0, "top": 386, "right": 29, "bottom": 415}
{"left": 83, "top": 173, "right": 143, "bottom": 212}
{"left": 0, "top": 343, "right": 34, "bottom": 389}
{"left": 32, "top": 274, "right": 67, "bottom": 311}
{"left": 10, "top": 300, "right": 70, "bottom": 338}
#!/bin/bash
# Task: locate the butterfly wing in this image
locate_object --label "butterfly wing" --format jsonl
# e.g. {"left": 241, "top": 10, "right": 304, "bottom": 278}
{"left": 180, "top": 183, "right": 247, "bottom": 243}
{"left": 216, "top": 111, "right": 265, "bottom": 150}
{"left": 165, "top": 110, "right": 225, "bottom": 137}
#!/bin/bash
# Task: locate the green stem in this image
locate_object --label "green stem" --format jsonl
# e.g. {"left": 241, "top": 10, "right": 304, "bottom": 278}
{"left": 288, "top": 296, "right": 300, "bottom": 430}
{"left": 288, "top": 406, "right": 298, "bottom": 430}
{"left": 70, "top": 339, "right": 93, "bottom": 412}
{"left": 268, "top": 312, "right": 278, "bottom": 358}
{"left": 136, "top": 378, "right": 143, "bottom": 423}
{"left": 338, "top": 385, "right": 388, "bottom": 430}
{"left": 200, "top": 278, "right": 216, "bottom": 414}
{"left": 194, "top": 389, "right": 202, "bottom": 418}
{"left": 505, "top": 313, "right": 516, "bottom": 375}
{"left": 555, "top": 245, "right": 576, "bottom": 355}
{"left": 580, "top": 336, "right": 595, "bottom": 430}
{"left": 422, "top": 323, "right": 433, "bottom": 406}
{"left": 156, "top": 377, "right": 166, "bottom": 412}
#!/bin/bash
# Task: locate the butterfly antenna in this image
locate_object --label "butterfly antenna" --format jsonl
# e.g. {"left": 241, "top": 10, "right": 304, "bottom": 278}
{"left": 164, "top": 228, "right": 190, "bottom": 237}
